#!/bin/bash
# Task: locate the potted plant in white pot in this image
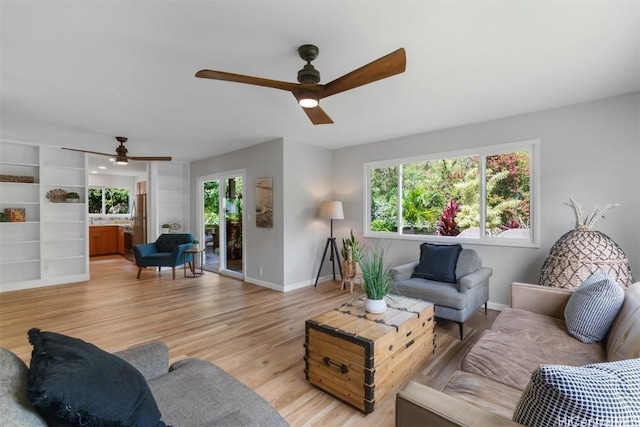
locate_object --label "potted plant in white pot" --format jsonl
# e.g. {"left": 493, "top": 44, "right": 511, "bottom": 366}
{"left": 192, "top": 238, "right": 199, "bottom": 250}
{"left": 358, "top": 245, "right": 392, "bottom": 313}
{"left": 65, "top": 192, "right": 80, "bottom": 203}
{"left": 162, "top": 223, "right": 171, "bottom": 234}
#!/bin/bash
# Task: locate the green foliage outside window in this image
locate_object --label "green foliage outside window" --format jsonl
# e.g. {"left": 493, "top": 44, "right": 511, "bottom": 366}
{"left": 88, "top": 188, "right": 130, "bottom": 214}
{"left": 368, "top": 149, "right": 531, "bottom": 238}
{"left": 88, "top": 188, "right": 102, "bottom": 213}
{"left": 204, "top": 181, "right": 220, "bottom": 226}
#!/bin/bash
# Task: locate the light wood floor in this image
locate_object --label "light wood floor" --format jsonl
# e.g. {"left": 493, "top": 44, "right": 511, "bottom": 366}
{"left": 0, "top": 255, "right": 498, "bottom": 426}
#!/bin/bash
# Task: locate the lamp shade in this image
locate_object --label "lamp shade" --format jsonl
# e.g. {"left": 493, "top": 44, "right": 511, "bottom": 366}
{"left": 319, "top": 201, "right": 344, "bottom": 220}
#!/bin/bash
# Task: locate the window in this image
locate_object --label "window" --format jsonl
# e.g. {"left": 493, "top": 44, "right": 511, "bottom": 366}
{"left": 88, "top": 188, "right": 130, "bottom": 214}
{"left": 365, "top": 140, "right": 538, "bottom": 246}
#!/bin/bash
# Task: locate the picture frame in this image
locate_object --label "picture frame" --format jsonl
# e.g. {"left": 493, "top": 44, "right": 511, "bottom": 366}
{"left": 256, "top": 177, "right": 273, "bottom": 228}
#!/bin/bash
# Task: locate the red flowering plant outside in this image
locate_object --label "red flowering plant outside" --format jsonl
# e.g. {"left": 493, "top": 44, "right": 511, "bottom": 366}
{"left": 437, "top": 199, "right": 460, "bottom": 236}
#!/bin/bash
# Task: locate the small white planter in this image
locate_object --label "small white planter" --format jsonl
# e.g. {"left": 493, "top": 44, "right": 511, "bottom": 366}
{"left": 365, "top": 298, "right": 387, "bottom": 314}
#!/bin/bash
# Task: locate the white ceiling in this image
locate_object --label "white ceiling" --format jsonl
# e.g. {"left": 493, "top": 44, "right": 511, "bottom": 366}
{"left": 2, "top": 1, "right": 639, "bottom": 174}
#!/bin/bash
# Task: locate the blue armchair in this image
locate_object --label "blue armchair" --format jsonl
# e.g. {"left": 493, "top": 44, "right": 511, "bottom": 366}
{"left": 133, "top": 233, "right": 195, "bottom": 279}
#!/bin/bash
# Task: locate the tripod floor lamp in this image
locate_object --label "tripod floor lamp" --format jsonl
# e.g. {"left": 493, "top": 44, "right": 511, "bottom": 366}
{"left": 314, "top": 201, "right": 344, "bottom": 287}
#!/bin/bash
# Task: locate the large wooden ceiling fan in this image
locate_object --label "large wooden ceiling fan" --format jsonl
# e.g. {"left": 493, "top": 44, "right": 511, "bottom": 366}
{"left": 195, "top": 45, "right": 406, "bottom": 125}
{"left": 62, "top": 137, "right": 172, "bottom": 164}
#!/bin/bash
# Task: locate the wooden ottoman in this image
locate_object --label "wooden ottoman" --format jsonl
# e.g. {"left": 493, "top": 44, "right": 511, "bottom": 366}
{"left": 304, "top": 295, "right": 435, "bottom": 413}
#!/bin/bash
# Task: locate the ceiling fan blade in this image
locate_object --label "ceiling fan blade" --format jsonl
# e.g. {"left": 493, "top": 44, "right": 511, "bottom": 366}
{"left": 62, "top": 147, "right": 115, "bottom": 157}
{"left": 299, "top": 105, "right": 334, "bottom": 125}
{"left": 129, "top": 156, "right": 173, "bottom": 161}
{"left": 196, "top": 69, "right": 322, "bottom": 93}
{"left": 291, "top": 92, "right": 333, "bottom": 125}
{"left": 320, "top": 48, "right": 406, "bottom": 99}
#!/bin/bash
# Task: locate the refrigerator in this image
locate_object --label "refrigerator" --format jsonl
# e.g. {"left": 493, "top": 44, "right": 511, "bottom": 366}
{"left": 131, "top": 194, "right": 147, "bottom": 245}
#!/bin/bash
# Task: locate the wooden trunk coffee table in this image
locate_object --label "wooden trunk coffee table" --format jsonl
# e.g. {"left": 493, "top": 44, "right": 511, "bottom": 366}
{"left": 304, "top": 295, "right": 435, "bottom": 413}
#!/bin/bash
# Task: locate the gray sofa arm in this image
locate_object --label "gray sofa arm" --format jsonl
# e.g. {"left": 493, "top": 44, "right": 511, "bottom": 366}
{"left": 114, "top": 341, "right": 169, "bottom": 381}
{"left": 396, "top": 381, "right": 521, "bottom": 427}
{"left": 391, "top": 261, "right": 419, "bottom": 281}
{"left": 459, "top": 267, "right": 492, "bottom": 292}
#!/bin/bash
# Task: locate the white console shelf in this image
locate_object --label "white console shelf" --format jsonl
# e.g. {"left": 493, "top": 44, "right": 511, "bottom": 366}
{"left": 0, "top": 141, "right": 89, "bottom": 292}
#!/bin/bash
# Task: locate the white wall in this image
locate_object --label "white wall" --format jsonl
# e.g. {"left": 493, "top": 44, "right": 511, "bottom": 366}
{"left": 332, "top": 93, "right": 640, "bottom": 306}
{"left": 190, "top": 138, "right": 285, "bottom": 289}
{"left": 88, "top": 174, "right": 135, "bottom": 189}
{"left": 282, "top": 139, "right": 333, "bottom": 290}
{"left": 190, "top": 138, "right": 335, "bottom": 291}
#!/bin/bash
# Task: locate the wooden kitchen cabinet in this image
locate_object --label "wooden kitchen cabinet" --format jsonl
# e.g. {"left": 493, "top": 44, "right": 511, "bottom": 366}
{"left": 117, "top": 226, "right": 125, "bottom": 255}
{"left": 89, "top": 226, "right": 119, "bottom": 256}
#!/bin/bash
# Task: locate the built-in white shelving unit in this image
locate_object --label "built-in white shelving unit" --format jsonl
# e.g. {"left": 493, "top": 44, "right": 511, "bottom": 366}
{"left": 40, "top": 147, "right": 88, "bottom": 282}
{"left": 156, "top": 162, "right": 189, "bottom": 236}
{"left": 0, "top": 142, "right": 41, "bottom": 286}
{"left": 0, "top": 141, "right": 89, "bottom": 292}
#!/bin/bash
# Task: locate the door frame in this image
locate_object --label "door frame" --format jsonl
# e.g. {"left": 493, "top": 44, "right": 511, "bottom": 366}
{"left": 196, "top": 169, "right": 245, "bottom": 279}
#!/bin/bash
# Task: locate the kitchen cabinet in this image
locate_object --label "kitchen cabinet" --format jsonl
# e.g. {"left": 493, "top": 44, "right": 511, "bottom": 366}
{"left": 89, "top": 226, "right": 119, "bottom": 256}
{"left": 117, "top": 226, "right": 125, "bottom": 255}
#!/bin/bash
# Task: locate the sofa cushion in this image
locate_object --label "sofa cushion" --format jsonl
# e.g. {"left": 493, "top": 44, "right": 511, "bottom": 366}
{"left": 393, "top": 278, "right": 468, "bottom": 310}
{"left": 441, "top": 371, "right": 522, "bottom": 420}
{"left": 606, "top": 282, "right": 640, "bottom": 361}
{"left": 149, "top": 358, "right": 288, "bottom": 427}
{"left": 461, "top": 325, "right": 605, "bottom": 391}
{"left": 564, "top": 270, "right": 624, "bottom": 344}
{"left": 0, "top": 348, "right": 47, "bottom": 427}
{"left": 27, "top": 328, "right": 166, "bottom": 427}
{"left": 512, "top": 359, "right": 640, "bottom": 427}
{"left": 411, "top": 243, "right": 462, "bottom": 284}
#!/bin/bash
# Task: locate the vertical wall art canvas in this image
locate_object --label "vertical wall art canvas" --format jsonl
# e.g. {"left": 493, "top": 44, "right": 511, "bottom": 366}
{"left": 256, "top": 177, "right": 273, "bottom": 228}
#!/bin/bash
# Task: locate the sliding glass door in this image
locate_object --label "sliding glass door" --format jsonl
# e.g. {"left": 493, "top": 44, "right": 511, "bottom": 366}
{"left": 199, "top": 171, "right": 244, "bottom": 278}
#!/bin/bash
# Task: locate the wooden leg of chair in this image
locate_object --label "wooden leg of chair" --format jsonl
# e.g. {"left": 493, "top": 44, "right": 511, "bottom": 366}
{"left": 485, "top": 302, "right": 488, "bottom": 315}
{"left": 172, "top": 267, "right": 176, "bottom": 280}
{"left": 137, "top": 267, "right": 142, "bottom": 279}
{"left": 457, "top": 322, "right": 464, "bottom": 340}
{"left": 350, "top": 278, "right": 354, "bottom": 294}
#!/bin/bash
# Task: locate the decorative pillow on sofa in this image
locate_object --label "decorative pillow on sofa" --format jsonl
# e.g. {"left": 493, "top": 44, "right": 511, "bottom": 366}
{"left": 564, "top": 270, "right": 625, "bottom": 343}
{"left": 27, "top": 328, "right": 167, "bottom": 427}
{"left": 411, "top": 243, "right": 462, "bottom": 284}
{"left": 512, "top": 359, "right": 640, "bottom": 427}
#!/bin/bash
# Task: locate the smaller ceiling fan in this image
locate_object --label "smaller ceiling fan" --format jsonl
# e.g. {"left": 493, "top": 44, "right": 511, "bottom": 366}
{"left": 195, "top": 45, "right": 406, "bottom": 125}
{"left": 62, "top": 137, "right": 172, "bottom": 164}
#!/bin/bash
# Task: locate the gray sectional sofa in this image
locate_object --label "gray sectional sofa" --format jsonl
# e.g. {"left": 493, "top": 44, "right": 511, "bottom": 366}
{"left": 1, "top": 341, "right": 289, "bottom": 427}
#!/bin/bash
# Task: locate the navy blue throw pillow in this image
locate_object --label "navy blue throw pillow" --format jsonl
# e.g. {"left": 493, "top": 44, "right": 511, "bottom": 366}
{"left": 27, "top": 328, "right": 166, "bottom": 427}
{"left": 411, "top": 243, "right": 463, "bottom": 283}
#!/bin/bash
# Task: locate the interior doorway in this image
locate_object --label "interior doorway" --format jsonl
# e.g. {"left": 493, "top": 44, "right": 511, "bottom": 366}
{"left": 200, "top": 171, "right": 244, "bottom": 278}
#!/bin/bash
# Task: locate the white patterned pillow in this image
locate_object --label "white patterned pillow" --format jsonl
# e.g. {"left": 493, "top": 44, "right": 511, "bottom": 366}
{"left": 513, "top": 359, "right": 640, "bottom": 427}
{"left": 564, "top": 270, "right": 624, "bottom": 343}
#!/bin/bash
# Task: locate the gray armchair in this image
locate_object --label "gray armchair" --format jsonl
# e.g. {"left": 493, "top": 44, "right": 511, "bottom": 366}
{"left": 391, "top": 248, "right": 492, "bottom": 339}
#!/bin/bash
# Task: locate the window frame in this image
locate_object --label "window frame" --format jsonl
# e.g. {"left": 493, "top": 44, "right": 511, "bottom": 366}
{"left": 363, "top": 139, "right": 540, "bottom": 248}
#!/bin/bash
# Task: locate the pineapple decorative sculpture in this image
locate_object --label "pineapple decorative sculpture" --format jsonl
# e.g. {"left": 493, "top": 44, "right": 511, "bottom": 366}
{"left": 539, "top": 198, "right": 634, "bottom": 290}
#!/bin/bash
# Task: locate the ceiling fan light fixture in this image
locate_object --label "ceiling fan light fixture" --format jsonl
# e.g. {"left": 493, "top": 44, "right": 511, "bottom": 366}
{"left": 299, "top": 92, "right": 319, "bottom": 109}
{"left": 115, "top": 156, "right": 128, "bottom": 165}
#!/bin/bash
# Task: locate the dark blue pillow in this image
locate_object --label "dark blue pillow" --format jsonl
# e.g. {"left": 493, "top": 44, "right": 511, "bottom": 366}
{"left": 27, "top": 328, "right": 166, "bottom": 427}
{"left": 411, "top": 243, "right": 462, "bottom": 283}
